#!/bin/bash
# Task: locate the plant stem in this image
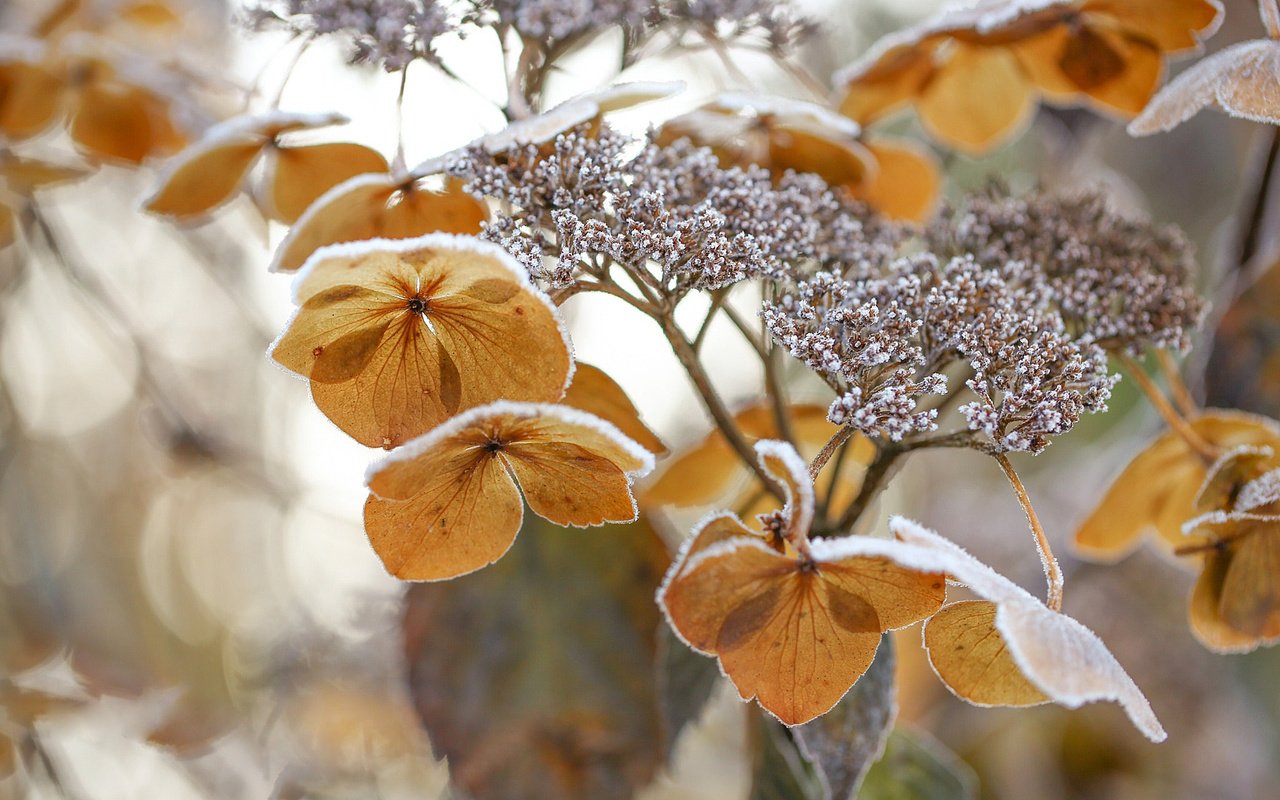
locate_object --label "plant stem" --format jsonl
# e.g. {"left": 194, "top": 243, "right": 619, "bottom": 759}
{"left": 660, "top": 313, "right": 785, "bottom": 502}
{"left": 993, "top": 453, "right": 1063, "bottom": 612}
{"left": 1156, "top": 349, "right": 1198, "bottom": 418}
{"left": 810, "top": 425, "right": 854, "bottom": 481}
{"left": 1117, "top": 352, "right": 1219, "bottom": 464}
{"left": 1264, "top": 0, "right": 1280, "bottom": 41}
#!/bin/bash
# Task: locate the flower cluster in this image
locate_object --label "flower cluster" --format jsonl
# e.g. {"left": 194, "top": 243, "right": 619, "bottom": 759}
{"left": 763, "top": 250, "right": 1118, "bottom": 453}
{"left": 929, "top": 188, "right": 1205, "bottom": 354}
{"left": 246, "top": 0, "right": 455, "bottom": 70}
{"left": 659, "top": 0, "right": 815, "bottom": 52}
{"left": 471, "top": 0, "right": 653, "bottom": 44}
{"left": 450, "top": 125, "right": 890, "bottom": 290}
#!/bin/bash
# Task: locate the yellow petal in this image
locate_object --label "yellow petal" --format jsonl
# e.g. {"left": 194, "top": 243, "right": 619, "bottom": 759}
{"left": 847, "top": 137, "right": 940, "bottom": 223}
{"left": 0, "top": 56, "right": 64, "bottom": 140}
{"left": 1082, "top": 0, "right": 1223, "bottom": 53}
{"left": 916, "top": 42, "right": 1036, "bottom": 154}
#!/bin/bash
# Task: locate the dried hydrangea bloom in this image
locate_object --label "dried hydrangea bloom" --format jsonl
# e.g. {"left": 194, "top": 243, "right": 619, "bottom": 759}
{"left": 659, "top": 441, "right": 946, "bottom": 725}
{"left": 271, "top": 234, "right": 572, "bottom": 448}
{"left": 834, "top": 0, "right": 1222, "bottom": 153}
{"left": 885, "top": 517, "right": 1166, "bottom": 742}
{"left": 656, "top": 93, "right": 941, "bottom": 222}
{"left": 1130, "top": 0, "right": 1280, "bottom": 134}
{"left": 929, "top": 187, "right": 1205, "bottom": 354}
{"left": 1074, "top": 410, "right": 1280, "bottom": 560}
{"left": 245, "top": 0, "right": 455, "bottom": 71}
{"left": 1184, "top": 500, "right": 1280, "bottom": 653}
{"left": 763, "top": 252, "right": 1115, "bottom": 452}
{"left": 143, "top": 110, "right": 387, "bottom": 224}
{"left": 364, "top": 401, "right": 654, "bottom": 580}
{"left": 452, "top": 123, "right": 892, "bottom": 290}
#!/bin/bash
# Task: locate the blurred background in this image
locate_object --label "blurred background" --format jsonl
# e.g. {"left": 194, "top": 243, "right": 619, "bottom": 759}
{"left": 1, "top": 0, "right": 1278, "bottom": 797}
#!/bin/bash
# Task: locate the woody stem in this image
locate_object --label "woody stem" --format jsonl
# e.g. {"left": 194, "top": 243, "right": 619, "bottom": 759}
{"left": 1117, "top": 352, "right": 1219, "bottom": 464}
{"left": 810, "top": 425, "right": 855, "bottom": 481}
{"left": 994, "top": 453, "right": 1063, "bottom": 612}
{"left": 1263, "top": 0, "right": 1280, "bottom": 40}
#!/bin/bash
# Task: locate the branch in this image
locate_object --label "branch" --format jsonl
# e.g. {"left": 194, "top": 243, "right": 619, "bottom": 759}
{"left": 993, "top": 453, "right": 1063, "bottom": 612}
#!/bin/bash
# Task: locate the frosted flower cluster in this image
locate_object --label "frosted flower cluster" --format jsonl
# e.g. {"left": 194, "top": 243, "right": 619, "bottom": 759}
{"left": 246, "top": 0, "right": 454, "bottom": 70}
{"left": 449, "top": 125, "right": 888, "bottom": 290}
{"left": 764, "top": 253, "right": 1118, "bottom": 453}
{"left": 930, "top": 188, "right": 1205, "bottom": 354}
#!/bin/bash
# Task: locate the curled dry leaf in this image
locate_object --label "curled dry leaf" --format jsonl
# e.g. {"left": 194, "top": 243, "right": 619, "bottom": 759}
{"left": 364, "top": 401, "right": 654, "bottom": 580}
{"left": 271, "top": 234, "right": 572, "bottom": 448}
{"left": 1184, "top": 511, "right": 1280, "bottom": 653}
{"left": 561, "top": 362, "right": 666, "bottom": 456}
{"left": 659, "top": 440, "right": 946, "bottom": 726}
{"left": 643, "top": 402, "right": 874, "bottom": 514}
{"left": 835, "top": 0, "right": 1222, "bottom": 153}
{"left": 270, "top": 171, "right": 488, "bottom": 272}
{"left": 1074, "top": 409, "right": 1280, "bottom": 561}
{"left": 143, "top": 110, "right": 387, "bottom": 224}
{"left": 657, "top": 93, "right": 940, "bottom": 222}
{"left": 1129, "top": 38, "right": 1280, "bottom": 134}
{"left": 887, "top": 517, "right": 1167, "bottom": 742}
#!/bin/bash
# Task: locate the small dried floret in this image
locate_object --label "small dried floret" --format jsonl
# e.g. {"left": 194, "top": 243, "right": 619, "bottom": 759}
{"left": 929, "top": 187, "right": 1205, "bottom": 354}
{"left": 246, "top": 0, "right": 455, "bottom": 71}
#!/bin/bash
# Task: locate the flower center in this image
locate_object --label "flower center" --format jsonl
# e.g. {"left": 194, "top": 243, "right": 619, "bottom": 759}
{"left": 407, "top": 296, "right": 427, "bottom": 314}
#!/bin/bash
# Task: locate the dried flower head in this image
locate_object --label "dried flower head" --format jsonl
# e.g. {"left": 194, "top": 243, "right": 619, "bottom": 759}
{"left": 450, "top": 123, "right": 892, "bottom": 290}
{"left": 246, "top": 0, "right": 455, "bottom": 70}
{"left": 929, "top": 187, "right": 1206, "bottom": 354}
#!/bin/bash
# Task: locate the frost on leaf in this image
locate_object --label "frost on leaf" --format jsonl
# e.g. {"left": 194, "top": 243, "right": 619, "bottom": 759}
{"left": 270, "top": 172, "right": 488, "bottom": 272}
{"left": 1130, "top": 39, "right": 1280, "bottom": 135}
{"left": 364, "top": 401, "right": 653, "bottom": 581}
{"left": 270, "top": 234, "right": 572, "bottom": 448}
{"left": 834, "top": 0, "right": 1222, "bottom": 153}
{"left": 658, "top": 440, "right": 946, "bottom": 726}
{"left": 887, "top": 517, "right": 1166, "bottom": 742}
{"left": 142, "top": 110, "right": 387, "bottom": 224}
{"left": 1074, "top": 410, "right": 1280, "bottom": 561}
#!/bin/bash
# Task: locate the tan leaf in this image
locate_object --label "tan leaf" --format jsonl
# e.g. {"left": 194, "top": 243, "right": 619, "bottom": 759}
{"left": 0, "top": 47, "right": 64, "bottom": 140}
{"left": 69, "top": 79, "right": 185, "bottom": 164}
{"left": 261, "top": 141, "right": 389, "bottom": 224}
{"left": 1130, "top": 39, "right": 1280, "bottom": 134}
{"left": 888, "top": 517, "right": 1166, "bottom": 741}
{"left": 1183, "top": 511, "right": 1280, "bottom": 653}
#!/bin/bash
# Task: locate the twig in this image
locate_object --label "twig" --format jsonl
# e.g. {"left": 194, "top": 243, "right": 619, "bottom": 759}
{"left": 993, "top": 453, "right": 1063, "bottom": 612}
{"left": 1117, "top": 352, "right": 1219, "bottom": 464}
{"left": 1156, "top": 349, "right": 1197, "bottom": 419}
{"left": 660, "top": 313, "right": 785, "bottom": 502}
{"left": 809, "top": 425, "right": 854, "bottom": 481}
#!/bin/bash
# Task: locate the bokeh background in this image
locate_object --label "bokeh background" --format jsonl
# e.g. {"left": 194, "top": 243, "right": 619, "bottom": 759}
{"left": 2, "top": 0, "right": 1278, "bottom": 797}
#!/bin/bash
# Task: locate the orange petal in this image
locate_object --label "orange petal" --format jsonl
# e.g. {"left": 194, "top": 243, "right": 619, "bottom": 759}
{"left": 836, "top": 41, "right": 938, "bottom": 126}
{"left": 0, "top": 155, "right": 91, "bottom": 194}
{"left": 916, "top": 42, "right": 1036, "bottom": 154}
{"left": 1189, "top": 547, "right": 1264, "bottom": 653}
{"left": 0, "top": 203, "right": 15, "bottom": 249}
{"left": 69, "top": 80, "right": 185, "bottom": 164}
{"left": 143, "top": 137, "right": 263, "bottom": 221}
{"left": 271, "top": 173, "right": 489, "bottom": 272}
{"left": 1065, "top": 26, "right": 1163, "bottom": 116}
{"left": 365, "top": 402, "right": 652, "bottom": 579}
{"left": 847, "top": 137, "right": 940, "bottom": 222}
{"left": 0, "top": 53, "right": 64, "bottom": 140}
{"left": 366, "top": 442, "right": 523, "bottom": 582}
{"left": 561, "top": 362, "right": 666, "bottom": 455}
{"left": 1082, "top": 0, "right": 1223, "bottom": 53}
{"left": 1075, "top": 410, "right": 1280, "bottom": 560}
{"left": 262, "top": 142, "right": 389, "bottom": 224}
{"left": 272, "top": 235, "right": 571, "bottom": 448}
{"left": 923, "top": 600, "right": 1049, "bottom": 706}
{"left": 1219, "top": 522, "right": 1280, "bottom": 642}
{"left": 661, "top": 520, "right": 944, "bottom": 725}
{"left": 767, "top": 122, "right": 875, "bottom": 187}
